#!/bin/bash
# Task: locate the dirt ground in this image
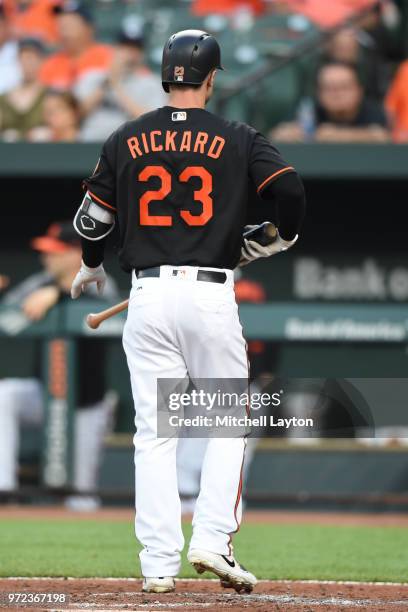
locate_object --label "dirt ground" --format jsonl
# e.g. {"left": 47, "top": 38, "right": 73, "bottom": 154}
{"left": 1, "top": 507, "right": 407, "bottom": 610}
{"left": 1, "top": 577, "right": 408, "bottom": 611}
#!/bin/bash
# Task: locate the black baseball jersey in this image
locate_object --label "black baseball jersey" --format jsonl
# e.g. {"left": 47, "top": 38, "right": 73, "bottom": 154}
{"left": 84, "top": 106, "right": 295, "bottom": 271}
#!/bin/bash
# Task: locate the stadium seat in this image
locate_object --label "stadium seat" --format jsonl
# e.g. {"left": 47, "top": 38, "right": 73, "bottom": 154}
{"left": 209, "top": 13, "right": 318, "bottom": 130}
{"left": 146, "top": 8, "right": 207, "bottom": 68}
{"left": 250, "top": 11, "right": 318, "bottom": 57}
{"left": 248, "top": 63, "right": 304, "bottom": 132}
{"left": 91, "top": 1, "right": 127, "bottom": 43}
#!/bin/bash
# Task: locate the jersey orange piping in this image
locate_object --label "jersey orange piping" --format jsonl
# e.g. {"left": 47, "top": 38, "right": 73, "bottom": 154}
{"left": 88, "top": 190, "right": 116, "bottom": 211}
{"left": 256, "top": 166, "right": 295, "bottom": 193}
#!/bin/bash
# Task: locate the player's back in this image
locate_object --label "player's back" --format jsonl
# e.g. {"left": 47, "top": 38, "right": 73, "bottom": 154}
{"left": 91, "top": 106, "right": 257, "bottom": 272}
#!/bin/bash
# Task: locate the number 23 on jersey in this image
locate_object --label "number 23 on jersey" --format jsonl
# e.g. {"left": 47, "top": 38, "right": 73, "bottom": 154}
{"left": 138, "top": 165, "right": 213, "bottom": 227}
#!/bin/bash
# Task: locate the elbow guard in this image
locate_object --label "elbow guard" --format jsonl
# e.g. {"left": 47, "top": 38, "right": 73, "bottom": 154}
{"left": 73, "top": 192, "right": 115, "bottom": 241}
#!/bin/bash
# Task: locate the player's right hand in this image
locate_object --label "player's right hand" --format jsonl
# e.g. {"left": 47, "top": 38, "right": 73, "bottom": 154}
{"left": 71, "top": 262, "right": 106, "bottom": 299}
{"left": 239, "top": 228, "right": 298, "bottom": 267}
{"left": 22, "top": 286, "right": 59, "bottom": 320}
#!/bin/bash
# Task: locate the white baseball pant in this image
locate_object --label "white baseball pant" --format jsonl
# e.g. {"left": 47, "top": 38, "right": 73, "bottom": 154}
{"left": 123, "top": 266, "right": 248, "bottom": 578}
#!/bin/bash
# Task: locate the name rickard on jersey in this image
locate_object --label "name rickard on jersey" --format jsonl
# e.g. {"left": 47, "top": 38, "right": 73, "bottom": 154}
{"left": 127, "top": 130, "right": 225, "bottom": 160}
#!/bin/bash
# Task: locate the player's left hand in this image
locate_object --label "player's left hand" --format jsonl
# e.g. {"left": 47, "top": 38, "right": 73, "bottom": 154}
{"left": 71, "top": 262, "right": 106, "bottom": 299}
{"left": 239, "top": 227, "right": 298, "bottom": 267}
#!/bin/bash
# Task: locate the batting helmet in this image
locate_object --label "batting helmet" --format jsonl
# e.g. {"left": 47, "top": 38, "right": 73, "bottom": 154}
{"left": 161, "top": 29, "right": 224, "bottom": 93}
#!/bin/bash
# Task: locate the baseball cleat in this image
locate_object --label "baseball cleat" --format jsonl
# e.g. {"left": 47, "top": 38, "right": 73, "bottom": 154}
{"left": 187, "top": 549, "right": 257, "bottom": 593}
{"left": 220, "top": 578, "right": 236, "bottom": 589}
{"left": 142, "top": 577, "right": 175, "bottom": 593}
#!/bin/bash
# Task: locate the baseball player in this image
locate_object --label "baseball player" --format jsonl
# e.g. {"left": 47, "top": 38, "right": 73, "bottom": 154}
{"left": 0, "top": 222, "right": 119, "bottom": 505}
{"left": 71, "top": 30, "right": 305, "bottom": 593}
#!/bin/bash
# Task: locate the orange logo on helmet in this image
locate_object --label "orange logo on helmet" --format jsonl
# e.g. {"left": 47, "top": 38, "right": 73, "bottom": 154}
{"left": 174, "top": 66, "right": 184, "bottom": 82}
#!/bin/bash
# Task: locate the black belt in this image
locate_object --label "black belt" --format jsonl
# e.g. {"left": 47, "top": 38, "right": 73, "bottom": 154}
{"left": 137, "top": 266, "right": 227, "bottom": 284}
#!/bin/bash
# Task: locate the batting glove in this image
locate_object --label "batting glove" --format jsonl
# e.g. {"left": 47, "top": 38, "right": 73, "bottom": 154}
{"left": 71, "top": 262, "right": 106, "bottom": 299}
{"left": 239, "top": 226, "right": 298, "bottom": 267}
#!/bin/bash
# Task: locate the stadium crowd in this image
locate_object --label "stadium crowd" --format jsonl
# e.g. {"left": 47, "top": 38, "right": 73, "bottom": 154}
{"left": 0, "top": 0, "right": 407, "bottom": 142}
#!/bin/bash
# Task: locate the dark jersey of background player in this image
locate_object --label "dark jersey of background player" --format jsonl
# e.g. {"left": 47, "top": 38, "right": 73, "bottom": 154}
{"left": 315, "top": 98, "right": 387, "bottom": 128}
{"left": 82, "top": 105, "right": 305, "bottom": 271}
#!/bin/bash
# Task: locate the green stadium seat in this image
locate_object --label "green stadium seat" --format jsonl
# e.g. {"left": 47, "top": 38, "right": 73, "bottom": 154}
{"left": 209, "top": 90, "right": 251, "bottom": 124}
{"left": 91, "top": 1, "right": 127, "bottom": 43}
{"left": 248, "top": 63, "right": 304, "bottom": 132}
{"left": 210, "top": 13, "right": 318, "bottom": 130}
{"left": 146, "top": 8, "right": 207, "bottom": 68}
{"left": 250, "top": 12, "right": 318, "bottom": 58}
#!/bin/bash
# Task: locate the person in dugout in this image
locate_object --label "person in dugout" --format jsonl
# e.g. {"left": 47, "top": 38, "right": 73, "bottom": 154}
{"left": 0, "top": 221, "right": 119, "bottom": 509}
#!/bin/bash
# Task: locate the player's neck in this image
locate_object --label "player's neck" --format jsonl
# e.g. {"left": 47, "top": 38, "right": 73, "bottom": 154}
{"left": 167, "top": 91, "right": 206, "bottom": 110}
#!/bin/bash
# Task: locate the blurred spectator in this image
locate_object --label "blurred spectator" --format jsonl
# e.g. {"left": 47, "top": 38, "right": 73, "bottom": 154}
{"left": 40, "top": 1, "right": 113, "bottom": 104}
{"left": 3, "top": 0, "right": 59, "bottom": 46}
{"left": 271, "top": 62, "right": 389, "bottom": 142}
{"left": 192, "top": 0, "right": 265, "bottom": 16}
{"left": 80, "top": 30, "right": 166, "bottom": 141}
{"left": 322, "top": 27, "right": 383, "bottom": 99}
{"left": 280, "top": 0, "right": 378, "bottom": 28}
{"left": 0, "top": 38, "right": 45, "bottom": 140}
{"left": 325, "top": 28, "right": 361, "bottom": 64}
{"left": 279, "top": 0, "right": 403, "bottom": 66}
{"left": 0, "top": 7, "right": 22, "bottom": 94}
{"left": 385, "top": 60, "right": 408, "bottom": 142}
{"left": 0, "top": 222, "right": 119, "bottom": 506}
{"left": 359, "top": 0, "right": 403, "bottom": 58}
{"left": 30, "top": 90, "right": 80, "bottom": 141}
{"left": 319, "top": 6, "right": 403, "bottom": 100}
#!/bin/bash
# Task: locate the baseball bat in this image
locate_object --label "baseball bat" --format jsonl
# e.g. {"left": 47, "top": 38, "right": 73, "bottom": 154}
{"left": 86, "top": 221, "right": 277, "bottom": 330}
{"left": 243, "top": 221, "right": 277, "bottom": 245}
{"left": 86, "top": 299, "right": 129, "bottom": 330}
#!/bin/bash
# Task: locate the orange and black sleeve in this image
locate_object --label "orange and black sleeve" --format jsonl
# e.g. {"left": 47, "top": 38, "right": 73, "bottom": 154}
{"left": 83, "top": 133, "right": 117, "bottom": 214}
{"left": 249, "top": 132, "right": 305, "bottom": 240}
{"left": 81, "top": 134, "right": 117, "bottom": 267}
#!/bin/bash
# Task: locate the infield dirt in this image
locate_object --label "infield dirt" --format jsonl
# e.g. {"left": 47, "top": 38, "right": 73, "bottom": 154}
{"left": 1, "top": 577, "right": 408, "bottom": 610}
